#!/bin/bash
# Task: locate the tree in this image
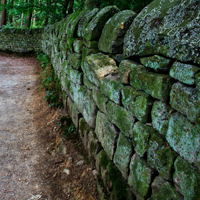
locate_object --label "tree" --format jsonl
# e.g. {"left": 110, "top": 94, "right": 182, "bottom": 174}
{"left": 0, "top": 0, "right": 7, "bottom": 26}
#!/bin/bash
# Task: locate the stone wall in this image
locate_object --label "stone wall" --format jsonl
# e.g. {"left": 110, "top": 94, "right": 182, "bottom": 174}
{"left": 0, "top": 28, "right": 43, "bottom": 52}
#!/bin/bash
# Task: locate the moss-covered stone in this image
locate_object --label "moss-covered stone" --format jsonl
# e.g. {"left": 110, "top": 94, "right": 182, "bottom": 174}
{"left": 95, "top": 111, "right": 119, "bottom": 160}
{"left": 83, "top": 6, "right": 120, "bottom": 41}
{"left": 196, "top": 72, "right": 200, "bottom": 90}
{"left": 140, "top": 55, "right": 172, "bottom": 72}
{"left": 113, "top": 133, "right": 133, "bottom": 180}
{"left": 66, "top": 65, "right": 83, "bottom": 85}
{"left": 68, "top": 52, "right": 81, "bottom": 70}
{"left": 151, "top": 101, "right": 173, "bottom": 135}
{"left": 83, "top": 76, "right": 95, "bottom": 90}
{"left": 132, "top": 122, "right": 156, "bottom": 157}
{"left": 73, "top": 39, "right": 84, "bottom": 53}
{"left": 122, "top": 86, "right": 152, "bottom": 122}
{"left": 170, "top": 82, "right": 200, "bottom": 124}
{"left": 98, "top": 10, "right": 136, "bottom": 54}
{"left": 119, "top": 60, "right": 141, "bottom": 84}
{"left": 84, "top": 40, "right": 99, "bottom": 49}
{"left": 170, "top": 62, "right": 200, "bottom": 85}
{"left": 128, "top": 154, "right": 152, "bottom": 199}
{"left": 130, "top": 65, "right": 174, "bottom": 101}
{"left": 83, "top": 53, "right": 118, "bottom": 87}
{"left": 173, "top": 156, "right": 200, "bottom": 199}
{"left": 166, "top": 112, "right": 200, "bottom": 169}
{"left": 92, "top": 86, "right": 108, "bottom": 114}
{"left": 107, "top": 101, "right": 135, "bottom": 138}
{"left": 66, "top": 37, "right": 76, "bottom": 52}
{"left": 100, "top": 74, "right": 122, "bottom": 105}
{"left": 148, "top": 176, "right": 183, "bottom": 200}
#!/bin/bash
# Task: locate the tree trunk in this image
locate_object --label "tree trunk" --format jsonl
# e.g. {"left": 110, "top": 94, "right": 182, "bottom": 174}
{"left": 62, "top": 0, "right": 69, "bottom": 17}
{"left": 68, "top": 0, "right": 74, "bottom": 14}
{"left": 25, "top": 12, "right": 32, "bottom": 28}
{"left": 0, "top": 0, "right": 7, "bottom": 26}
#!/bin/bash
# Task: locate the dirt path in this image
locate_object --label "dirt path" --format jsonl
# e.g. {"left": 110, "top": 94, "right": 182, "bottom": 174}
{"left": 0, "top": 53, "right": 99, "bottom": 200}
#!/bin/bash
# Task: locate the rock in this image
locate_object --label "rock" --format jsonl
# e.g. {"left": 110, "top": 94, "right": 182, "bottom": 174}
{"left": 107, "top": 101, "right": 135, "bottom": 138}
{"left": 166, "top": 112, "right": 200, "bottom": 169}
{"left": 99, "top": 10, "right": 136, "bottom": 53}
{"left": 170, "top": 61, "right": 200, "bottom": 85}
{"left": 173, "top": 156, "right": 200, "bottom": 199}
{"left": 130, "top": 65, "right": 174, "bottom": 102}
{"left": 83, "top": 53, "right": 118, "bottom": 87}
{"left": 151, "top": 101, "right": 173, "bottom": 135}
{"left": 170, "top": 82, "right": 200, "bottom": 124}
{"left": 122, "top": 86, "right": 152, "bottom": 123}
{"left": 84, "top": 6, "right": 120, "bottom": 41}
{"left": 68, "top": 52, "right": 81, "bottom": 70}
{"left": 148, "top": 176, "right": 183, "bottom": 200}
{"left": 73, "top": 39, "right": 84, "bottom": 53}
{"left": 76, "top": 160, "right": 84, "bottom": 166}
{"left": 83, "top": 76, "right": 95, "bottom": 90}
{"left": 128, "top": 154, "right": 152, "bottom": 199}
{"left": 63, "top": 169, "right": 70, "bottom": 175}
{"left": 124, "top": 0, "right": 200, "bottom": 65}
{"left": 113, "top": 133, "right": 133, "bottom": 180}
{"left": 66, "top": 65, "right": 83, "bottom": 85}
{"left": 84, "top": 40, "right": 99, "bottom": 49}
{"left": 92, "top": 169, "right": 98, "bottom": 178}
{"left": 140, "top": 55, "right": 172, "bottom": 72}
{"left": 95, "top": 111, "right": 119, "bottom": 160}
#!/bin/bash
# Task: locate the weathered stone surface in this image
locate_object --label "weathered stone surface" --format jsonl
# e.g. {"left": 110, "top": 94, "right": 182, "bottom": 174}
{"left": 92, "top": 86, "right": 108, "bottom": 114}
{"left": 95, "top": 111, "right": 119, "bottom": 160}
{"left": 140, "top": 55, "right": 172, "bottom": 72}
{"left": 100, "top": 74, "right": 122, "bottom": 105}
{"left": 152, "top": 101, "right": 173, "bottom": 135}
{"left": 130, "top": 65, "right": 174, "bottom": 101}
{"left": 173, "top": 156, "right": 200, "bottom": 199}
{"left": 68, "top": 53, "right": 81, "bottom": 69}
{"left": 196, "top": 72, "right": 200, "bottom": 90}
{"left": 110, "top": 54, "right": 124, "bottom": 63}
{"left": 99, "top": 10, "right": 136, "bottom": 54}
{"left": 83, "top": 53, "right": 118, "bottom": 87}
{"left": 77, "top": 8, "right": 99, "bottom": 38}
{"left": 122, "top": 86, "right": 152, "bottom": 123}
{"left": 81, "top": 47, "right": 99, "bottom": 66}
{"left": 170, "top": 62, "right": 200, "bottom": 85}
{"left": 107, "top": 101, "right": 135, "bottom": 138}
{"left": 132, "top": 122, "right": 156, "bottom": 157}
{"left": 124, "top": 0, "right": 200, "bottom": 65}
{"left": 83, "top": 76, "right": 94, "bottom": 90}
{"left": 66, "top": 37, "right": 76, "bottom": 52}
{"left": 147, "top": 133, "right": 176, "bottom": 180}
{"left": 119, "top": 60, "right": 141, "bottom": 84}
{"left": 73, "top": 39, "right": 84, "bottom": 53}
{"left": 148, "top": 176, "right": 183, "bottom": 200}
{"left": 84, "top": 6, "right": 120, "bottom": 41}
{"left": 66, "top": 65, "right": 83, "bottom": 85}
{"left": 170, "top": 82, "right": 200, "bottom": 124}
{"left": 84, "top": 40, "right": 99, "bottom": 49}
{"left": 113, "top": 133, "right": 133, "bottom": 179}
{"left": 166, "top": 112, "right": 200, "bottom": 169}
{"left": 128, "top": 154, "right": 152, "bottom": 199}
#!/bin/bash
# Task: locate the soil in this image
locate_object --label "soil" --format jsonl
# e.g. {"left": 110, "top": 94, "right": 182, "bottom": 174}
{"left": 0, "top": 52, "right": 100, "bottom": 200}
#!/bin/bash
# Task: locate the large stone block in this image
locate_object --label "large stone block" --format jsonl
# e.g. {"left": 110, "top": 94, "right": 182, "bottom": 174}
{"left": 99, "top": 10, "right": 136, "bottom": 54}
{"left": 73, "top": 39, "right": 84, "bottom": 54}
{"left": 81, "top": 47, "right": 99, "bottom": 67}
{"left": 173, "top": 157, "right": 200, "bottom": 199}
{"left": 166, "top": 112, "right": 200, "bottom": 169}
{"left": 68, "top": 53, "right": 82, "bottom": 70}
{"left": 95, "top": 111, "right": 119, "bottom": 160}
{"left": 128, "top": 154, "right": 152, "bottom": 200}
{"left": 100, "top": 74, "right": 122, "bottom": 105}
{"left": 83, "top": 6, "right": 120, "bottom": 41}
{"left": 123, "top": 0, "right": 200, "bottom": 65}
{"left": 122, "top": 86, "right": 152, "bottom": 123}
{"left": 151, "top": 101, "right": 173, "bottom": 135}
{"left": 170, "top": 62, "right": 200, "bottom": 85}
{"left": 113, "top": 133, "right": 133, "bottom": 180}
{"left": 170, "top": 82, "right": 200, "bottom": 124}
{"left": 107, "top": 101, "right": 135, "bottom": 138}
{"left": 83, "top": 53, "right": 118, "bottom": 87}
{"left": 130, "top": 65, "right": 174, "bottom": 101}
{"left": 66, "top": 65, "right": 83, "bottom": 85}
{"left": 140, "top": 55, "right": 172, "bottom": 72}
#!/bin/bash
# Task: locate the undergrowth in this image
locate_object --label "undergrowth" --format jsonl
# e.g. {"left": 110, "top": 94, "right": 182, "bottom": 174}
{"left": 36, "top": 51, "right": 63, "bottom": 108}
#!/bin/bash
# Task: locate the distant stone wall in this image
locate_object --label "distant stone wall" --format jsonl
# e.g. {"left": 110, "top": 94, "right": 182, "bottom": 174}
{"left": 0, "top": 28, "right": 43, "bottom": 52}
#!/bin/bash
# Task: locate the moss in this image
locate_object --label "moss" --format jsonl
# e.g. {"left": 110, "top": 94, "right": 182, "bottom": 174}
{"left": 67, "top": 37, "right": 76, "bottom": 51}
{"left": 79, "top": 118, "right": 90, "bottom": 138}
{"left": 90, "top": 142, "right": 97, "bottom": 153}
{"left": 99, "top": 150, "right": 110, "bottom": 169}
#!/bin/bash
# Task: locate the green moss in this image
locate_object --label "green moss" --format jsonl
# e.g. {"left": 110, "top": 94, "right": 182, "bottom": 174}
{"left": 99, "top": 151, "right": 110, "bottom": 169}
{"left": 90, "top": 142, "right": 97, "bottom": 153}
{"left": 67, "top": 37, "right": 76, "bottom": 51}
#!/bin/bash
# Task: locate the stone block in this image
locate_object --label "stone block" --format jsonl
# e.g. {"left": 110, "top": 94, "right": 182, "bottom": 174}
{"left": 83, "top": 76, "right": 94, "bottom": 90}
{"left": 84, "top": 40, "right": 99, "bottom": 49}
{"left": 173, "top": 157, "right": 200, "bottom": 200}
{"left": 95, "top": 111, "right": 119, "bottom": 160}
{"left": 122, "top": 86, "right": 152, "bottom": 123}
{"left": 83, "top": 6, "right": 120, "bottom": 41}
{"left": 166, "top": 112, "right": 200, "bottom": 169}
{"left": 107, "top": 101, "right": 135, "bottom": 138}
{"left": 170, "top": 82, "right": 200, "bottom": 124}
{"left": 68, "top": 53, "right": 81, "bottom": 69}
{"left": 83, "top": 53, "right": 118, "bottom": 87}
{"left": 113, "top": 133, "right": 133, "bottom": 179}
{"left": 170, "top": 62, "right": 200, "bottom": 85}
{"left": 99, "top": 10, "right": 136, "bottom": 53}
{"left": 73, "top": 39, "right": 84, "bottom": 53}
{"left": 81, "top": 47, "right": 99, "bottom": 67}
{"left": 66, "top": 65, "right": 83, "bottom": 85}
{"left": 128, "top": 154, "right": 152, "bottom": 199}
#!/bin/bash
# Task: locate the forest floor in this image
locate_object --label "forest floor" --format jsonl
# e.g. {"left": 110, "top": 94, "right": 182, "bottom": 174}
{"left": 0, "top": 52, "right": 100, "bottom": 200}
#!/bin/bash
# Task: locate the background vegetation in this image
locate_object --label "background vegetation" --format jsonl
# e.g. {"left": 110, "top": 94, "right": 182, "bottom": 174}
{"left": 0, "top": 0, "right": 153, "bottom": 28}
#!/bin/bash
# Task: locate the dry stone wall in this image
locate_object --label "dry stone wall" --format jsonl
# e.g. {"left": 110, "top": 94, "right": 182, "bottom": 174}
{"left": 1, "top": 0, "right": 200, "bottom": 199}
